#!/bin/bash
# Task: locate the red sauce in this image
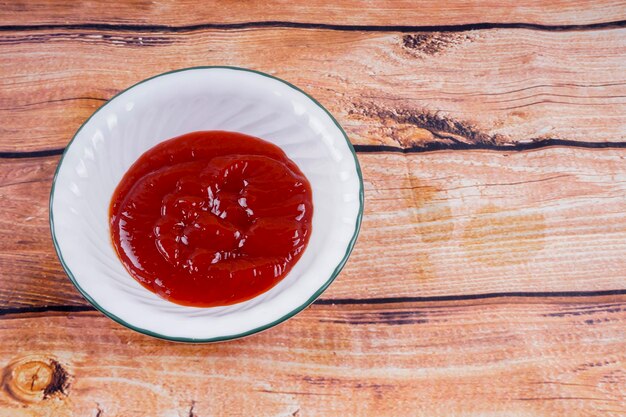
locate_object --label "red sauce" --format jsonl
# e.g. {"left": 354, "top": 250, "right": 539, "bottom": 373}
{"left": 110, "top": 131, "right": 313, "bottom": 307}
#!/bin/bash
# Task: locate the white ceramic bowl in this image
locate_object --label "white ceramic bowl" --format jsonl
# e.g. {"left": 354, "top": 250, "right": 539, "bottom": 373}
{"left": 50, "top": 67, "right": 363, "bottom": 342}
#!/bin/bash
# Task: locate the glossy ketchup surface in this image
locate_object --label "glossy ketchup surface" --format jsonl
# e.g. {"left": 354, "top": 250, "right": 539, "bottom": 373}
{"left": 110, "top": 131, "right": 313, "bottom": 307}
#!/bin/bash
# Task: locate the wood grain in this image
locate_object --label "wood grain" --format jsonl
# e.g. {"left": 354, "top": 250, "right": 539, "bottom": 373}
{"left": 3, "top": 147, "right": 626, "bottom": 309}
{"left": 1, "top": 27, "right": 625, "bottom": 153}
{"left": 0, "top": 297, "right": 624, "bottom": 416}
{"left": 1, "top": 0, "right": 624, "bottom": 26}
{"left": 2, "top": 2, "right": 626, "bottom": 415}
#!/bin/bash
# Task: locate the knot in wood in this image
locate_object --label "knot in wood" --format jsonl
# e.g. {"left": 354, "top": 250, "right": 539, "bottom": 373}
{"left": 2, "top": 356, "right": 69, "bottom": 403}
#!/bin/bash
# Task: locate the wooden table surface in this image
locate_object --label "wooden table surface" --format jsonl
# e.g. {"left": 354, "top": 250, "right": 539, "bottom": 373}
{"left": 1, "top": 1, "right": 625, "bottom": 416}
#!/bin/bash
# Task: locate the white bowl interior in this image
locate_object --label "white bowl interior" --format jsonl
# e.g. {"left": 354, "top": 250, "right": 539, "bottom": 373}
{"left": 51, "top": 67, "right": 362, "bottom": 341}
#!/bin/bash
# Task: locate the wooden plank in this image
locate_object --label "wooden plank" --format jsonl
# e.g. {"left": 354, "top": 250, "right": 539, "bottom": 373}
{"left": 1, "top": 0, "right": 624, "bottom": 26}
{"left": 3, "top": 147, "right": 626, "bottom": 309}
{"left": 0, "top": 297, "right": 624, "bottom": 416}
{"left": 1, "top": 27, "right": 625, "bottom": 153}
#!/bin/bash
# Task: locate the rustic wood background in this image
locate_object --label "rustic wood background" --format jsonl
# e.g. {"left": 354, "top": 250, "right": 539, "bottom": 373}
{"left": 1, "top": 1, "right": 625, "bottom": 416}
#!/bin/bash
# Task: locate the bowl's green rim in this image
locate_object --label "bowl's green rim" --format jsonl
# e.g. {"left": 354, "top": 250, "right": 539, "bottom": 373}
{"left": 49, "top": 66, "right": 364, "bottom": 343}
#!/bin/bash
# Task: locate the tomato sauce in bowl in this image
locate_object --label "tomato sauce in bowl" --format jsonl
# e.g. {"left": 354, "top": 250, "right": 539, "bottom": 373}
{"left": 110, "top": 131, "right": 313, "bottom": 307}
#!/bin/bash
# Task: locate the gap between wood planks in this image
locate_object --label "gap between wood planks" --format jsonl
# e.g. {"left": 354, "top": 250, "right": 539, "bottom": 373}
{"left": 1, "top": 19, "right": 625, "bottom": 33}
{"left": 5, "top": 139, "right": 626, "bottom": 159}
{"left": 1, "top": 290, "right": 625, "bottom": 318}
